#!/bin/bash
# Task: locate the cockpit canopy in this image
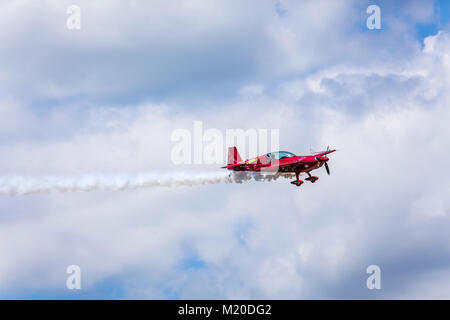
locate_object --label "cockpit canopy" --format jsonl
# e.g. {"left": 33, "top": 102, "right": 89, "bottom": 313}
{"left": 266, "top": 151, "right": 296, "bottom": 160}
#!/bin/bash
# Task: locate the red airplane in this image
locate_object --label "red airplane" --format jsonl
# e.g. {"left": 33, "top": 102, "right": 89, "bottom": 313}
{"left": 222, "top": 146, "right": 336, "bottom": 186}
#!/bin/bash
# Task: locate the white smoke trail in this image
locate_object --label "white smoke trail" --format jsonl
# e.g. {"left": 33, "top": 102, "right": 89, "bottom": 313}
{"left": 0, "top": 171, "right": 295, "bottom": 196}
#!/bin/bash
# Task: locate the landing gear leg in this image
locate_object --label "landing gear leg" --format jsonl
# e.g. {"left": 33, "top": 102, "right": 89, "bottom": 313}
{"left": 305, "top": 172, "right": 319, "bottom": 183}
{"left": 290, "top": 171, "right": 303, "bottom": 187}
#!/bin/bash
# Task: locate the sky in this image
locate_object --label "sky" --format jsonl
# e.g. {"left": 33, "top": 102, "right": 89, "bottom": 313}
{"left": 1, "top": 0, "right": 450, "bottom": 299}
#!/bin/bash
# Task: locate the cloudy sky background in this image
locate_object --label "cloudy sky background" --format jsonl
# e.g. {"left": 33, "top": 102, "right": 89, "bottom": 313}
{"left": 1, "top": 0, "right": 450, "bottom": 299}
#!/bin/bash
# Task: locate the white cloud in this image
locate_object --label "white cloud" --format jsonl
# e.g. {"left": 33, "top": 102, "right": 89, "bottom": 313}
{"left": 0, "top": 0, "right": 433, "bottom": 104}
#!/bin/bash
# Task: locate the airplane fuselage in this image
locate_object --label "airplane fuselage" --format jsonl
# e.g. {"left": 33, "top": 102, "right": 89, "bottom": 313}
{"left": 222, "top": 148, "right": 335, "bottom": 187}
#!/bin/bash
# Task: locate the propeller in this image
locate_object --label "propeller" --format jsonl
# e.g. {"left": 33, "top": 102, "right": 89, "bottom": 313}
{"left": 316, "top": 156, "right": 331, "bottom": 175}
{"left": 324, "top": 162, "right": 330, "bottom": 175}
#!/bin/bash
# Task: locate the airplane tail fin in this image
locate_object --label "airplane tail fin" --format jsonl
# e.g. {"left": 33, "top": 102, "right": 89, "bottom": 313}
{"left": 227, "top": 146, "right": 242, "bottom": 165}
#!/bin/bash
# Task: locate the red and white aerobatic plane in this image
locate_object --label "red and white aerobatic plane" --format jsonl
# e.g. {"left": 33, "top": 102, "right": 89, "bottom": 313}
{"left": 222, "top": 146, "right": 336, "bottom": 186}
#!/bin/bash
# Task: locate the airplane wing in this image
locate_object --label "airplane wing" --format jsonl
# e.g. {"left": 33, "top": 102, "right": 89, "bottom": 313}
{"left": 314, "top": 149, "right": 336, "bottom": 157}
{"left": 223, "top": 158, "right": 301, "bottom": 170}
{"left": 263, "top": 157, "right": 303, "bottom": 170}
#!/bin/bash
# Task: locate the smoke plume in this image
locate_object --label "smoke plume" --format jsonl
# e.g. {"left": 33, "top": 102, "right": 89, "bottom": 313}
{"left": 0, "top": 171, "right": 294, "bottom": 195}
